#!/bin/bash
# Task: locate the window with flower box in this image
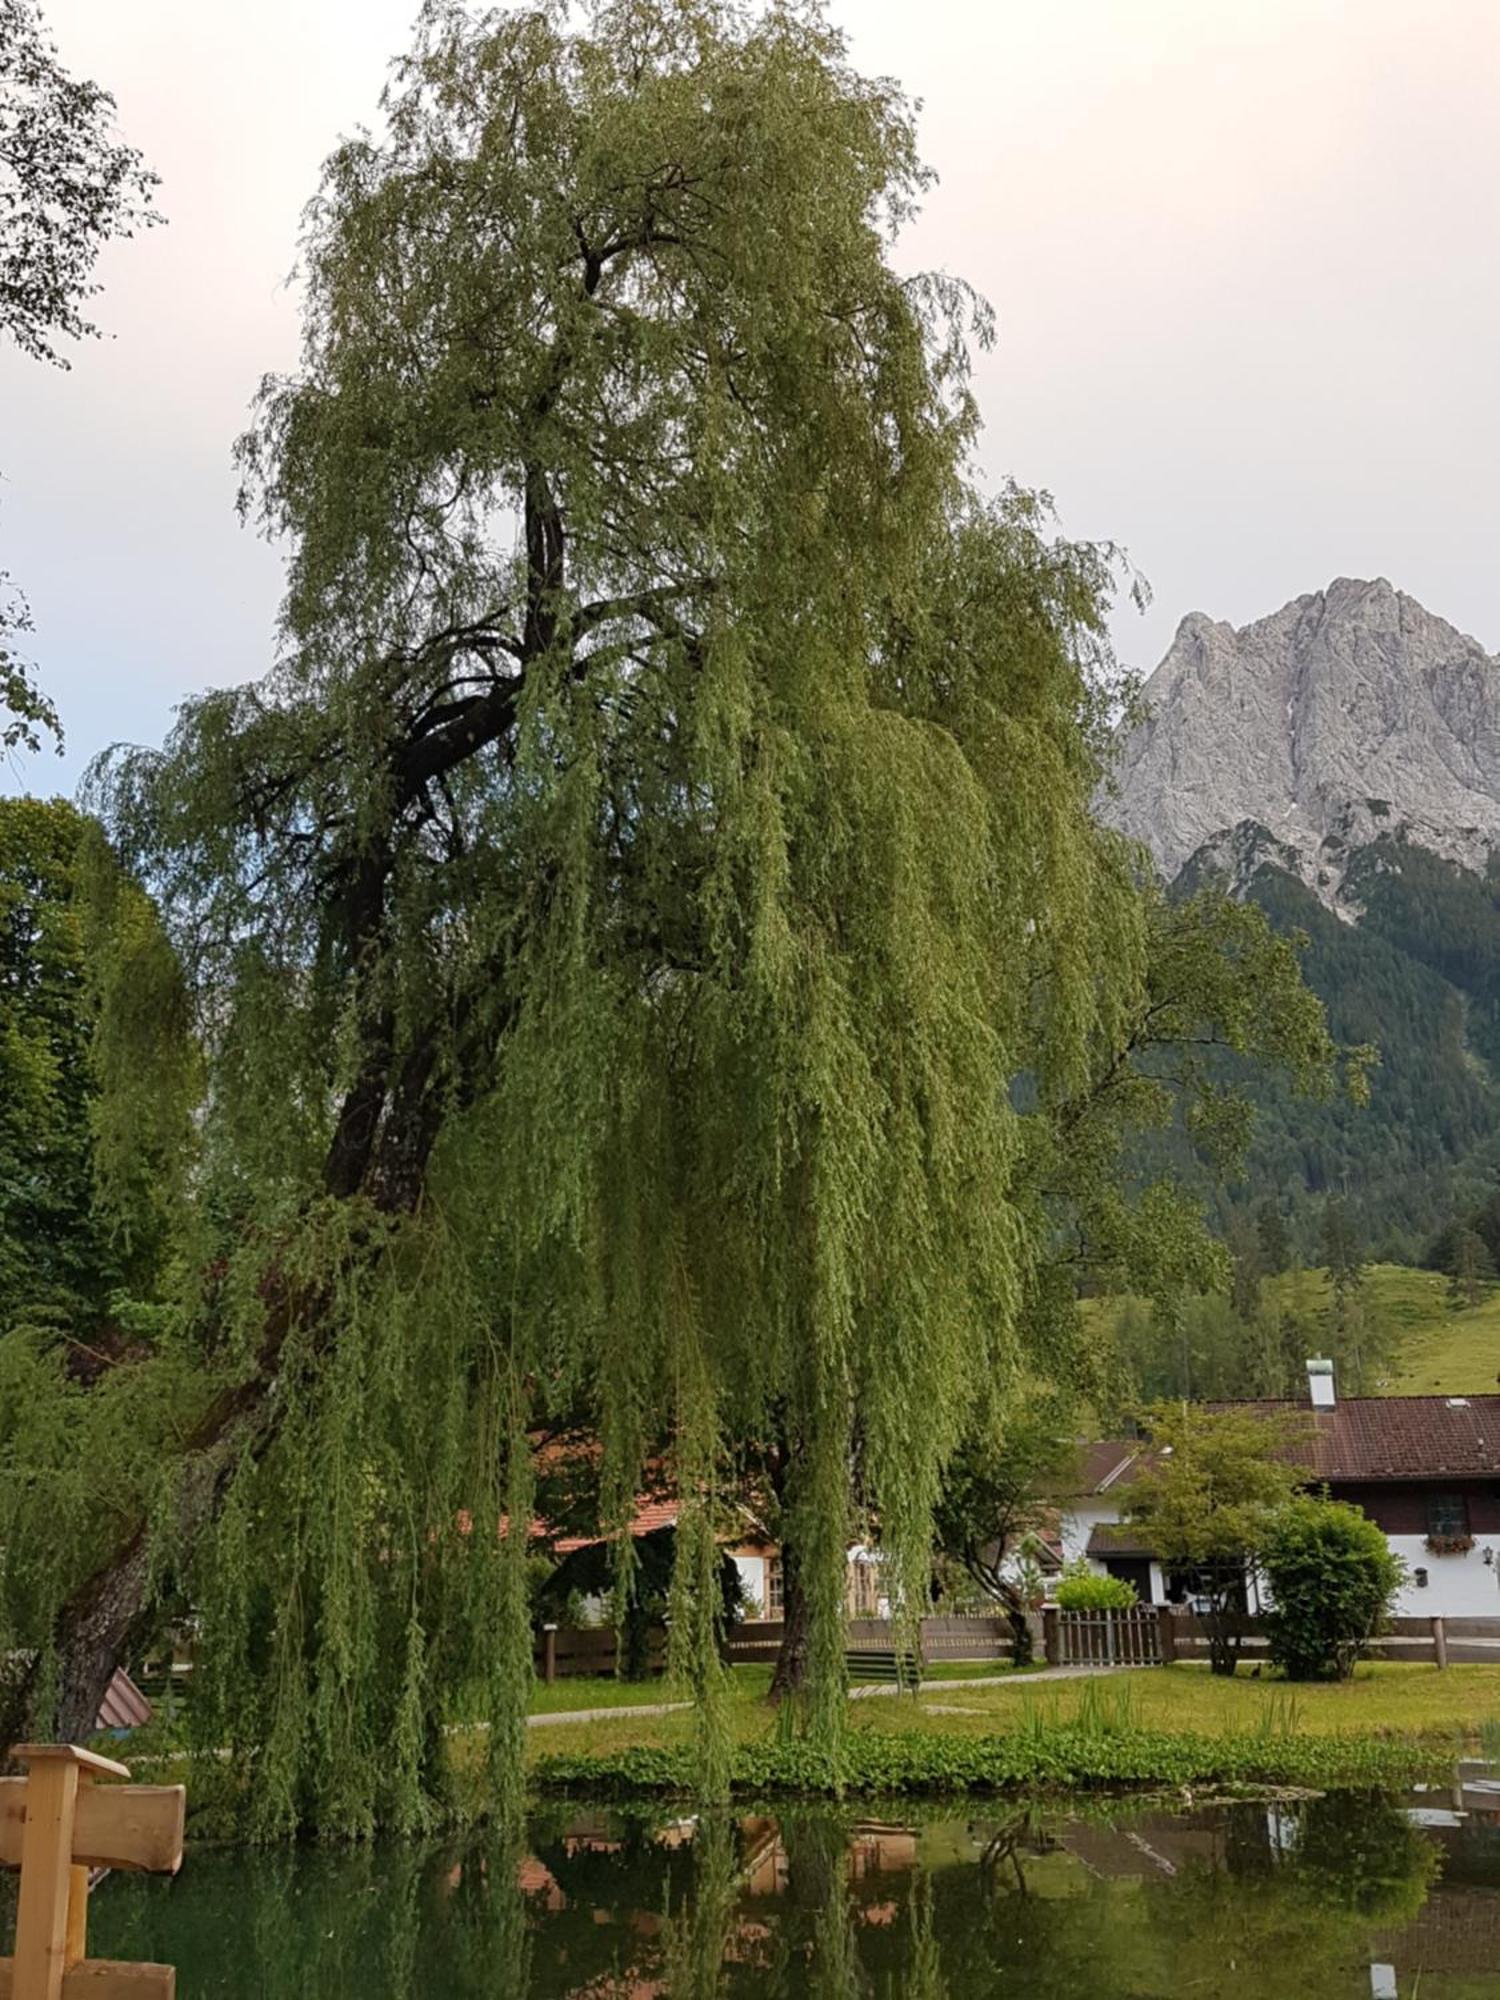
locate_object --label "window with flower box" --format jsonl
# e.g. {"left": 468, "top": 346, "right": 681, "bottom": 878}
{"left": 1426, "top": 1493, "right": 1473, "bottom": 1554}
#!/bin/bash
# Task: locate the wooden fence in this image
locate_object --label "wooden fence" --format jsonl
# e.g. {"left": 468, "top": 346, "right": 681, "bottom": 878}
{"left": 537, "top": 1609, "right": 1500, "bottom": 1682}
{"left": 721, "top": 1614, "right": 1011, "bottom": 1669}
{"left": 1162, "top": 1612, "right": 1500, "bottom": 1668}
{"left": 1044, "top": 1605, "right": 1169, "bottom": 1668}
{"left": 1043, "top": 1608, "right": 1500, "bottom": 1670}
{"left": 533, "top": 1624, "right": 667, "bottom": 1682}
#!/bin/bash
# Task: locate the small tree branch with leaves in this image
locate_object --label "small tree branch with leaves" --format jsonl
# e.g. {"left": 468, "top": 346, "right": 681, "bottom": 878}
{"left": 1123, "top": 1402, "right": 1306, "bottom": 1675}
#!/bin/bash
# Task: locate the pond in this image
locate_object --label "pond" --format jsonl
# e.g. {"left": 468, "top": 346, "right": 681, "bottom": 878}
{"left": 69, "top": 1784, "right": 1500, "bottom": 1995}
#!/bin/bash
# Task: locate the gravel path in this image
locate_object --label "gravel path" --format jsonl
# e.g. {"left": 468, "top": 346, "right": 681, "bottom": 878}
{"left": 528, "top": 1662, "right": 1144, "bottom": 1727}
{"left": 528, "top": 1701, "right": 692, "bottom": 1728}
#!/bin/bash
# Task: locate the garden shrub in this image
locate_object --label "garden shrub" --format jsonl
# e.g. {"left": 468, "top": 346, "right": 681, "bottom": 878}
{"left": 1261, "top": 1498, "right": 1403, "bottom": 1681}
{"left": 1054, "top": 1562, "right": 1138, "bottom": 1611}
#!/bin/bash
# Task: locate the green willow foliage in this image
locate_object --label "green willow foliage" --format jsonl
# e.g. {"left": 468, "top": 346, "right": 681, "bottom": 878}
{"left": 0, "top": 795, "right": 192, "bottom": 1327}
{"left": 4, "top": 1, "right": 1338, "bottom": 1837}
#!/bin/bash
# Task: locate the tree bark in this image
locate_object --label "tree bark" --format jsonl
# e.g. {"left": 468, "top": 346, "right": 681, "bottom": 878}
{"left": 769, "top": 1542, "right": 811, "bottom": 1701}
{"left": 49, "top": 1531, "right": 154, "bottom": 1746}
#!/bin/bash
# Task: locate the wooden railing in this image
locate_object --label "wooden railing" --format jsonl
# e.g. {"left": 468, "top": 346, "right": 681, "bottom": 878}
{"left": 1044, "top": 1605, "right": 1169, "bottom": 1668}
{"left": 720, "top": 1613, "right": 1011, "bottom": 1669}
{"left": 538, "top": 1609, "right": 1500, "bottom": 1680}
{"left": 1048, "top": 1610, "right": 1500, "bottom": 1670}
{"left": 0, "top": 1744, "right": 184, "bottom": 1998}
{"left": 533, "top": 1623, "right": 667, "bottom": 1682}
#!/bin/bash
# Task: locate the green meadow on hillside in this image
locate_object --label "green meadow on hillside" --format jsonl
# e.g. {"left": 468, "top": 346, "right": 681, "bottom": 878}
{"left": 1095, "top": 1262, "right": 1500, "bottom": 1402}
{"left": 1266, "top": 1263, "right": 1500, "bottom": 1395}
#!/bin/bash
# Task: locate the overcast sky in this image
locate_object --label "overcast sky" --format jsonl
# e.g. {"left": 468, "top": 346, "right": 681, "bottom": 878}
{"left": 4, "top": 0, "right": 1498, "bottom": 795}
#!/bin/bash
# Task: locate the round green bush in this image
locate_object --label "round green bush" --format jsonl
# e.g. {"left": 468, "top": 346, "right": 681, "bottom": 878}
{"left": 1261, "top": 1497, "right": 1404, "bottom": 1681}
{"left": 1054, "top": 1564, "right": 1138, "bottom": 1611}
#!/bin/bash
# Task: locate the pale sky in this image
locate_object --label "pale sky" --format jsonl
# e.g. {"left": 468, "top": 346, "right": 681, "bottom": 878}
{"left": 4, "top": 0, "right": 1499, "bottom": 794}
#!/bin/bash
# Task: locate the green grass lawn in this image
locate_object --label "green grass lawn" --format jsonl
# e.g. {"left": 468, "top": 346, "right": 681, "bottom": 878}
{"left": 920, "top": 1658, "right": 1038, "bottom": 1682}
{"left": 906, "top": 1658, "right": 1500, "bottom": 1740}
{"left": 525, "top": 1657, "right": 1029, "bottom": 1717}
{"left": 521, "top": 1659, "right": 1500, "bottom": 1771}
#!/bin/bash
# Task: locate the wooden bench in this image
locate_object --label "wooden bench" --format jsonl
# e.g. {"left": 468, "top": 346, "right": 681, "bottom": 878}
{"left": 846, "top": 1647, "right": 921, "bottom": 1691}
{"left": 0, "top": 1743, "right": 185, "bottom": 1998}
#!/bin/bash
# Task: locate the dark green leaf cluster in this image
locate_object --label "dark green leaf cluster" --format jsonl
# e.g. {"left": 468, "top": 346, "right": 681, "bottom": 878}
{"left": 1261, "top": 1497, "right": 1404, "bottom": 1682}
{"left": 1054, "top": 1562, "right": 1136, "bottom": 1611}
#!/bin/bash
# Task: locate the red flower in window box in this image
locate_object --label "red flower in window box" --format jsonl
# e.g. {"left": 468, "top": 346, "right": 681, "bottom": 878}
{"left": 1424, "top": 1532, "right": 1475, "bottom": 1556}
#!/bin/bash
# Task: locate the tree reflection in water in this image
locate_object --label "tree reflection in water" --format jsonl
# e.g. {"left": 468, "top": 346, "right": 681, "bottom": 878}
{"left": 79, "top": 1790, "right": 1466, "bottom": 1997}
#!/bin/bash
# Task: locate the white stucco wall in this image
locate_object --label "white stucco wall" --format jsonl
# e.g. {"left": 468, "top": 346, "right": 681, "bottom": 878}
{"left": 1063, "top": 1502, "right": 1500, "bottom": 1618}
{"left": 1387, "top": 1537, "right": 1500, "bottom": 1619}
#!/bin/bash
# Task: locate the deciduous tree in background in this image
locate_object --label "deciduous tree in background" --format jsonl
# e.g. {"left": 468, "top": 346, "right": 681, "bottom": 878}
{"left": 0, "top": 796, "right": 191, "bottom": 1333}
{"left": 1, "top": 0, "right": 159, "bottom": 753}
{"left": 932, "top": 1398, "right": 1077, "bottom": 1664}
{"left": 1124, "top": 1402, "right": 1303, "bottom": 1674}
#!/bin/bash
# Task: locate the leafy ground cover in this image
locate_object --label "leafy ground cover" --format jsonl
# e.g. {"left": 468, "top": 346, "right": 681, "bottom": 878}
{"left": 521, "top": 1661, "right": 1500, "bottom": 1798}
{"left": 530, "top": 1670, "right": 1470, "bottom": 1798}
{"left": 141, "top": 1661, "right": 1497, "bottom": 1834}
{"left": 532, "top": 1724, "right": 1438, "bottom": 1799}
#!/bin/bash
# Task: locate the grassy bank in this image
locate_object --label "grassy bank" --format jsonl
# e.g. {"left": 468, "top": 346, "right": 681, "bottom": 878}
{"left": 129, "top": 1661, "right": 1499, "bottom": 1832}
{"left": 524, "top": 1662, "right": 1495, "bottom": 1800}
{"left": 911, "top": 1658, "right": 1500, "bottom": 1737}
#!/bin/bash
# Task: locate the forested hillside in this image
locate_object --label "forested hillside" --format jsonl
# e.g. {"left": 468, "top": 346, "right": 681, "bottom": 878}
{"left": 1180, "top": 843, "right": 1500, "bottom": 1260}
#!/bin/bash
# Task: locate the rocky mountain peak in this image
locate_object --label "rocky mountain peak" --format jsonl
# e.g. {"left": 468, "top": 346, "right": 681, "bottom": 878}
{"left": 1102, "top": 578, "right": 1500, "bottom": 906}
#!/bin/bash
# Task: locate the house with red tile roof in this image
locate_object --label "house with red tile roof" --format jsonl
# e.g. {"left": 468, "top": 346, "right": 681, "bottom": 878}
{"left": 1063, "top": 1361, "right": 1500, "bottom": 1619}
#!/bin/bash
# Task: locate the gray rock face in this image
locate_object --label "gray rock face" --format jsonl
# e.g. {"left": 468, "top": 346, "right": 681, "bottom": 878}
{"left": 1103, "top": 577, "right": 1500, "bottom": 906}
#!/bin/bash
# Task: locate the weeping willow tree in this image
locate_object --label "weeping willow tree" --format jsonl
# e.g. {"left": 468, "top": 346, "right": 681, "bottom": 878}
{"left": 2, "top": 0, "right": 1337, "bottom": 1833}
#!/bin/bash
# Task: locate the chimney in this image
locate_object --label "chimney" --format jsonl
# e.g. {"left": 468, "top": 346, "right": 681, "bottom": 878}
{"left": 1307, "top": 1357, "right": 1336, "bottom": 1409}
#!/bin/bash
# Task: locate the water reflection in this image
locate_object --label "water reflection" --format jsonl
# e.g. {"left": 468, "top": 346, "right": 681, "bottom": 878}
{"left": 83, "top": 1785, "right": 1500, "bottom": 1997}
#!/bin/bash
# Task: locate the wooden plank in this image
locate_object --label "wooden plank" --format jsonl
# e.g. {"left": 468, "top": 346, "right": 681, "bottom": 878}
{"left": 13, "top": 1756, "right": 79, "bottom": 2000}
{"left": 14, "top": 1748, "right": 132, "bottom": 1783}
{"left": 0, "top": 1783, "right": 185, "bottom": 1875}
{"left": 0, "top": 1960, "right": 175, "bottom": 1997}
{"left": 66, "top": 1859, "right": 89, "bottom": 1968}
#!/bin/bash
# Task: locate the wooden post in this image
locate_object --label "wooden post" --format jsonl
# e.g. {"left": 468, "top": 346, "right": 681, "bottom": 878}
{"left": 542, "top": 1623, "right": 558, "bottom": 1685}
{"left": 1042, "top": 1605, "right": 1060, "bottom": 1667}
{"left": 1, "top": 1744, "right": 184, "bottom": 1999}
{"left": 12, "top": 1753, "right": 81, "bottom": 2000}
{"left": 1157, "top": 1603, "right": 1178, "bottom": 1666}
{"left": 1432, "top": 1615, "right": 1448, "bottom": 1669}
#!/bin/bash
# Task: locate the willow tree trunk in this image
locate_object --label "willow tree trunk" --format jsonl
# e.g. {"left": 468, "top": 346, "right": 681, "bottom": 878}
{"left": 769, "top": 1544, "right": 811, "bottom": 1701}
{"left": 23, "top": 1010, "right": 444, "bottom": 1754}
{"left": 49, "top": 1357, "right": 286, "bottom": 1744}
